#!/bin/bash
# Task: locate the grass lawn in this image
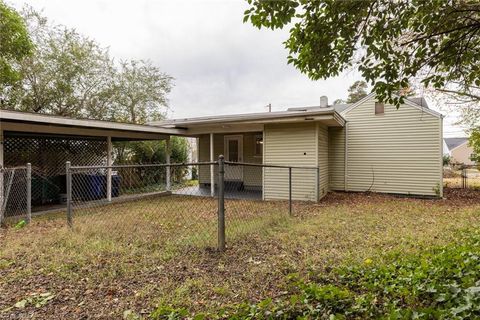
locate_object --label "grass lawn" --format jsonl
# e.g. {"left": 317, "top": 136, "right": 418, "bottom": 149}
{"left": 1, "top": 189, "right": 480, "bottom": 319}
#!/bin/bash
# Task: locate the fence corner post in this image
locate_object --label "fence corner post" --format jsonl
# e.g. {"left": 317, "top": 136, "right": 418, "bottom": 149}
{"left": 26, "top": 163, "right": 31, "bottom": 224}
{"left": 217, "top": 155, "right": 225, "bottom": 252}
{"left": 66, "top": 161, "right": 73, "bottom": 228}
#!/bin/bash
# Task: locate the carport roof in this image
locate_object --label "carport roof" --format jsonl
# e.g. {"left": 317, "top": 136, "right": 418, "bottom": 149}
{"left": 0, "top": 109, "right": 185, "bottom": 140}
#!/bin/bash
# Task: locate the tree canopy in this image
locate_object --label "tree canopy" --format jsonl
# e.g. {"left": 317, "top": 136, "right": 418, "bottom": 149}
{"left": 469, "top": 130, "right": 480, "bottom": 164}
{"left": 347, "top": 80, "right": 368, "bottom": 103}
{"left": 244, "top": 0, "right": 480, "bottom": 106}
{"left": 0, "top": 6, "right": 185, "bottom": 164}
{"left": 0, "top": 1, "right": 33, "bottom": 86}
{"left": 1, "top": 7, "right": 172, "bottom": 124}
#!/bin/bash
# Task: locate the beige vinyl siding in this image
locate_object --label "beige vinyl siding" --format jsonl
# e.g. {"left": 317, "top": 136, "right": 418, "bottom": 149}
{"left": 451, "top": 142, "right": 475, "bottom": 165}
{"left": 318, "top": 124, "right": 329, "bottom": 198}
{"left": 263, "top": 123, "right": 317, "bottom": 201}
{"left": 198, "top": 132, "right": 262, "bottom": 187}
{"left": 328, "top": 127, "right": 345, "bottom": 190}
{"left": 343, "top": 96, "right": 442, "bottom": 197}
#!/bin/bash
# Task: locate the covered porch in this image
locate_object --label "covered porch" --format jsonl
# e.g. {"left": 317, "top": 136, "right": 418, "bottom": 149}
{"left": 151, "top": 106, "right": 346, "bottom": 202}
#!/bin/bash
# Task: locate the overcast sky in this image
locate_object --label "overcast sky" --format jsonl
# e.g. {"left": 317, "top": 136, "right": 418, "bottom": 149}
{"left": 9, "top": 0, "right": 466, "bottom": 137}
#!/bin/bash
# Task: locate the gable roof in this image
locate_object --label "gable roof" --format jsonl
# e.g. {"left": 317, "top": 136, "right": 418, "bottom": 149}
{"left": 340, "top": 93, "right": 443, "bottom": 118}
{"left": 444, "top": 137, "right": 468, "bottom": 151}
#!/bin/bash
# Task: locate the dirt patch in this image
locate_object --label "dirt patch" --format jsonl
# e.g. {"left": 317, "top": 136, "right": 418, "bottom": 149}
{"left": 317, "top": 188, "right": 480, "bottom": 208}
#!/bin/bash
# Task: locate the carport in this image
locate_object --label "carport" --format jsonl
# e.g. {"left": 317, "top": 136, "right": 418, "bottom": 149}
{"left": 0, "top": 109, "right": 184, "bottom": 222}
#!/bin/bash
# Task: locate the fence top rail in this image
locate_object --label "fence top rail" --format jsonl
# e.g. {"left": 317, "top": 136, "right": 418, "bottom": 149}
{"left": 1, "top": 166, "right": 27, "bottom": 171}
{"left": 70, "top": 161, "right": 217, "bottom": 170}
{"left": 224, "top": 161, "right": 319, "bottom": 170}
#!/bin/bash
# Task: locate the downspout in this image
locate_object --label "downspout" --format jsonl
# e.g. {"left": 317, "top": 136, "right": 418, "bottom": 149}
{"left": 440, "top": 116, "right": 444, "bottom": 198}
{"left": 315, "top": 122, "right": 319, "bottom": 202}
{"left": 344, "top": 121, "right": 348, "bottom": 191}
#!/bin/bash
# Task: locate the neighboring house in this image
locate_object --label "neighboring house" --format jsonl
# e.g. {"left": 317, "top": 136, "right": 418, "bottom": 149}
{"left": 152, "top": 93, "right": 444, "bottom": 199}
{"left": 444, "top": 137, "right": 475, "bottom": 165}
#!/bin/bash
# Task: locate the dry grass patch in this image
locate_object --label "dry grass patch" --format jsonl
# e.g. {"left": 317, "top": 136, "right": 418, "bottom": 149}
{"left": 1, "top": 190, "right": 480, "bottom": 319}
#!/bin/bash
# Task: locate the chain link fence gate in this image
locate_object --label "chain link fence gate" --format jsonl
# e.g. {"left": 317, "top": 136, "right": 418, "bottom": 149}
{"left": 64, "top": 156, "right": 320, "bottom": 252}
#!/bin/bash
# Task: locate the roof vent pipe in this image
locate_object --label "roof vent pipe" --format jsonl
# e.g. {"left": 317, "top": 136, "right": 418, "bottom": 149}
{"left": 320, "top": 96, "right": 328, "bottom": 108}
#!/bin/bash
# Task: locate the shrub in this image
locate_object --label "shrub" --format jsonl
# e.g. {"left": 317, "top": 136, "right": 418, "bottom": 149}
{"left": 151, "top": 230, "right": 480, "bottom": 319}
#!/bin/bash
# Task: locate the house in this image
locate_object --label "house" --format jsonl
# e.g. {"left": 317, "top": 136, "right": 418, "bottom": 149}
{"left": 444, "top": 137, "right": 475, "bottom": 165}
{"left": 152, "top": 93, "right": 444, "bottom": 199}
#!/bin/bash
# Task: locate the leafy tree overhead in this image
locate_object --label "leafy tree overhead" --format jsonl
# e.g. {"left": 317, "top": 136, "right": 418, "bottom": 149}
{"left": 244, "top": 0, "right": 480, "bottom": 106}
{"left": 1, "top": 7, "right": 185, "bottom": 165}
{"left": 112, "top": 60, "right": 173, "bottom": 124}
{"left": 5, "top": 9, "right": 115, "bottom": 118}
{"left": 1, "top": 7, "right": 172, "bottom": 124}
{"left": 347, "top": 80, "right": 368, "bottom": 103}
{"left": 0, "top": 1, "right": 33, "bottom": 86}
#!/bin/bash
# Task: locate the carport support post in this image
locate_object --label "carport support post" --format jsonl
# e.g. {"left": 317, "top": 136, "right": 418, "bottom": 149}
{"left": 166, "top": 137, "right": 171, "bottom": 191}
{"left": 107, "top": 136, "right": 112, "bottom": 202}
{"left": 66, "top": 161, "right": 73, "bottom": 228}
{"left": 26, "top": 163, "right": 31, "bottom": 223}
{"left": 217, "top": 155, "right": 225, "bottom": 251}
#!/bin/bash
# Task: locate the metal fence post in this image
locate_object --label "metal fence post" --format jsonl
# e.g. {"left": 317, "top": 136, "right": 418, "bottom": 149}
{"left": 289, "top": 167, "right": 292, "bottom": 215}
{"left": 26, "top": 163, "right": 31, "bottom": 223}
{"left": 66, "top": 161, "right": 73, "bottom": 228}
{"left": 217, "top": 155, "right": 226, "bottom": 251}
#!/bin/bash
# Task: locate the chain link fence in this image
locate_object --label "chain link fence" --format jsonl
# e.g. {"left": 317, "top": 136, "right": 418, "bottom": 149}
{"left": 1, "top": 156, "right": 320, "bottom": 251}
{"left": 0, "top": 165, "right": 31, "bottom": 225}
{"left": 66, "top": 162, "right": 219, "bottom": 250}
{"left": 62, "top": 157, "right": 320, "bottom": 251}
{"left": 443, "top": 165, "right": 480, "bottom": 189}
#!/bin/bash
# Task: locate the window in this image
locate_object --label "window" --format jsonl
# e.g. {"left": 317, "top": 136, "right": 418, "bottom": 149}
{"left": 254, "top": 134, "right": 263, "bottom": 156}
{"left": 375, "top": 102, "right": 384, "bottom": 115}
